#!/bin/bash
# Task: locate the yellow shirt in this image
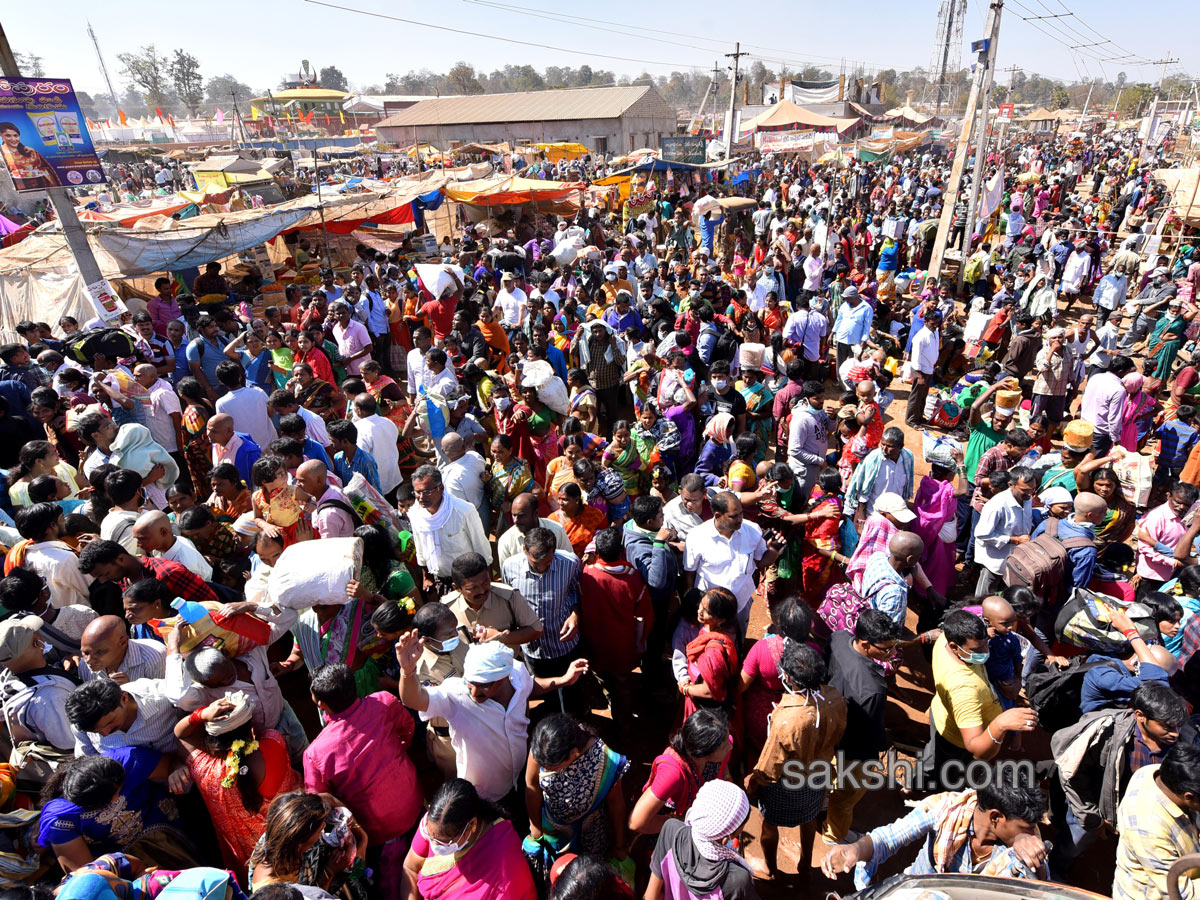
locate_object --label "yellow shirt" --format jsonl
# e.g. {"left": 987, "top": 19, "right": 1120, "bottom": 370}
{"left": 930, "top": 634, "right": 1003, "bottom": 750}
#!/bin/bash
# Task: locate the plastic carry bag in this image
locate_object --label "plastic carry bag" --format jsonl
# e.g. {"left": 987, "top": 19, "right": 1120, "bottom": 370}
{"left": 1113, "top": 452, "right": 1153, "bottom": 508}
{"left": 267, "top": 537, "right": 364, "bottom": 610}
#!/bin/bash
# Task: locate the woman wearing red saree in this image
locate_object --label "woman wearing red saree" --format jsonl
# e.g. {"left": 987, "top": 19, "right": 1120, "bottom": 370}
{"left": 361, "top": 360, "right": 423, "bottom": 478}
{"left": 293, "top": 331, "right": 335, "bottom": 386}
{"left": 679, "top": 588, "right": 740, "bottom": 722}
{"left": 800, "top": 470, "right": 847, "bottom": 600}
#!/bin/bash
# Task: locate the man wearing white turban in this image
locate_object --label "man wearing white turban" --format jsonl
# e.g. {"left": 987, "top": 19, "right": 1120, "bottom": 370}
{"left": 395, "top": 633, "right": 587, "bottom": 805}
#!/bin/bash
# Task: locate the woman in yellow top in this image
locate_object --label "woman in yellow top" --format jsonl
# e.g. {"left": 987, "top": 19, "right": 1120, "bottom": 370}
{"left": 0, "top": 122, "right": 61, "bottom": 190}
{"left": 928, "top": 610, "right": 1038, "bottom": 788}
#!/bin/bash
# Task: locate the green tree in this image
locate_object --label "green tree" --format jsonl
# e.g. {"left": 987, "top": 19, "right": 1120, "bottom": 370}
{"left": 170, "top": 50, "right": 204, "bottom": 116}
{"left": 319, "top": 66, "right": 349, "bottom": 92}
{"left": 117, "top": 45, "right": 172, "bottom": 112}
{"left": 1049, "top": 84, "right": 1070, "bottom": 110}
{"left": 446, "top": 62, "right": 484, "bottom": 95}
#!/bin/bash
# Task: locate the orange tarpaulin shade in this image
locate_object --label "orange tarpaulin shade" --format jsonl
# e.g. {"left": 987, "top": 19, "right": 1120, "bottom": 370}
{"left": 443, "top": 175, "right": 585, "bottom": 207}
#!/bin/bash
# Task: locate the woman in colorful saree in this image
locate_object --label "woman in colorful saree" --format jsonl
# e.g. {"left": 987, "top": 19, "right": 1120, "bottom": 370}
{"left": 509, "top": 384, "right": 560, "bottom": 488}
{"left": 737, "top": 367, "right": 774, "bottom": 463}
{"left": 799, "top": 468, "right": 847, "bottom": 600}
{"left": 402, "top": 778, "right": 536, "bottom": 900}
{"left": 524, "top": 713, "right": 630, "bottom": 857}
{"left": 487, "top": 433, "right": 536, "bottom": 526}
{"left": 601, "top": 420, "right": 645, "bottom": 498}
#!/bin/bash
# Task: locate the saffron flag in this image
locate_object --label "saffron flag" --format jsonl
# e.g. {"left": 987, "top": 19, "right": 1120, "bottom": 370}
{"left": 214, "top": 107, "right": 225, "bottom": 124}
{"left": 118, "top": 109, "right": 127, "bottom": 126}
{"left": 155, "top": 107, "right": 164, "bottom": 119}
{"left": 168, "top": 114, "right": 175, "bottom": 128}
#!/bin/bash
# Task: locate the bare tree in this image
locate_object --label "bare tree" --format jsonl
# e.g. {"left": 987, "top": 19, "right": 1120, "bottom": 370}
{"left": 117, "top": 45, "right": 172, "bottom": 112}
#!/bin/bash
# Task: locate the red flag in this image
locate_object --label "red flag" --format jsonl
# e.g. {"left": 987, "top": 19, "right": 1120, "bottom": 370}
{"left": 155, "top": 107, "right": 164, "bottom": 119}
{"left": 168, "top": 114, "right": 175, "bottom": 127}
{"left": 118, "top": 109, "right": 127, "bottom": 126}
{"left": 305, "top": 110, "right": 315, "bottom": 124}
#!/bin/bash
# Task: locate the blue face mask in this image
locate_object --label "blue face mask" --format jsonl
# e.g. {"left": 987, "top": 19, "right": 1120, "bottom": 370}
{"left": 959, "top": 649, "right": 990, "bottom": 666}
{"left": 433, "top": 635, "right": 460, "bottom": 655}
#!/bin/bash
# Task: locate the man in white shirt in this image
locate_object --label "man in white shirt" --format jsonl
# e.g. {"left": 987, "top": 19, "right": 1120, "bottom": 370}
{"left": 67, "top": 677, "right": 182, "bottom": 757}
{"left": 214, "top": 362, "right": 276, "bottom": 450}
{"left": 802, "top": 244, "right": 824, "bottom": 295}
{"left": 973, "top": 466, "right": 1037, "bottom": 595}
{"left": 439, "top": 432, "right": 489, "bottom": 534}
{"left": 906, "top": 309, "right": 942, "bottom": 429}
{"left": 406, "top": 327, "right": 433, "bottom": 402}
{"left": 1085, "top": 308, "right": 1123, "bottom": 376}
{"left": 350, "top": 393, "right": 401, "bottom": 495}
{"left": 684, "top": 492, "right": 783, "bottom": 634}
{"left": 745, "top": 269, "right": 769, "bottom": 312}
{"left": 132, "top": 510, "right": 213, "bottom": 581}
{"left": 422, "top": 348, "right": 459, "bottom": 398}
{"left": 408, "top": 466, "right": 491, "bottom": 591}
{"left": 268, "top": 391, "right": 330, "bottom": 447}
{"left": 0, "top": 616, "right": 78, "bottom": 751}
{"left": 494, "top": 273, "right": 527, "bottom": 331}
{"left": 397, "top": 638, "right": 585, "bottom": 802}
{"left": 133, "top": 364, "right": 183, "bottom": 454}
{"left": 663, "top": 474, "right": 712, "bottom": 543}
{"left": 77, "top": 615, "right": 166, "bottom": 683}
{"left": 495, "top": 494, "right": 573, "bottom": 568}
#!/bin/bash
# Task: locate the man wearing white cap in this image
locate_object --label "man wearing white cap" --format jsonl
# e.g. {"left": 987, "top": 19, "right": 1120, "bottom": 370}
{"left": 493, "top": 273, "right": 527, "bottom": 334}
{"left": 396, "top": 634, "right": 587, "bottom": 805}
{"left": 0, "top": 615, "right": 76, "bottom": 752}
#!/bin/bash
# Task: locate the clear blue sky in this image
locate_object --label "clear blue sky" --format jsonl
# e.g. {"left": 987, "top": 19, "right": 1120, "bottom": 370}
{"left": 3, "top": 0, "right": 1191, "bottom": 99}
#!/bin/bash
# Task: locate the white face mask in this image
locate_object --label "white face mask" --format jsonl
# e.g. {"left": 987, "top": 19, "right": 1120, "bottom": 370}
{"left": 420, "top": 816, "right": 469, "bottom": 857}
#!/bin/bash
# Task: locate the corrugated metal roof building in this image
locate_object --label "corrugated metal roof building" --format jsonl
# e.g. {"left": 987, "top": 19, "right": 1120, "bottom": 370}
{"left": 376, "top": 85, "right": 677, "bottom": 157}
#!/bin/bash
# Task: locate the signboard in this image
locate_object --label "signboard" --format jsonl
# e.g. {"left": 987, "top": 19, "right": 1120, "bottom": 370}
{"left": 0, "top": 77, "right": 105, "bottom": 192}
{"left": 997, "top": 103, "right": 1014, "bottom": 123}
{"left": 86, "top": 279, "right": 128, "bottom": 323}
{"left": 661, "top": 135, "right": 707, "bottom": 165}
{"left": 758, "top": 130, "right": 832, "bottom": 153}
{"left": 870, "top": 125, "right": 895, "bottom": 139}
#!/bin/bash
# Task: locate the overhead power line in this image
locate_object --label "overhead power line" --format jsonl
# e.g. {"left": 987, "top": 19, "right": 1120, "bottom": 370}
{"left": 301, "top": 0, "right": 704, "bottom": 70}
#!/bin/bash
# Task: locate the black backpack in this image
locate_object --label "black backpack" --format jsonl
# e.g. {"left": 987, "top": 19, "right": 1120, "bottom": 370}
{"left": 1025, "top": 656, "right": 1123, "bottom": 733}
{"left": 64, "top": 327, "right": 137, "bottom": 367}
{"left": 710, "top": 326, "right": 740, "bottom": 365}
{"left": 315, "top": 496, "right": 364, "bottom": 531}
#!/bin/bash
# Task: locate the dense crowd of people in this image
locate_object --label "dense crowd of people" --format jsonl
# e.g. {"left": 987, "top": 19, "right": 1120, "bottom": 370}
{"left": 0, "top": 123, "right": 1198, "bottom": 900}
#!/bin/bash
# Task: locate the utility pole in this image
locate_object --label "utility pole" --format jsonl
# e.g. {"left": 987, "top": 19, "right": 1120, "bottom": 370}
{"left": 86, "top": 20, "right": 120, "bottom": 116}
{"left": 927, "top": 0, "right": 1003, "bottom": 282}
{"left": 1141, "top": 55, "right": 1180, "bottom": 160}
{"left": 686, "top": 62, "right": 720, "bottom": 136}
{"left": 0, "top": 23, "right": 109, "bottom": 309}
{"left": 723, "top": 42, "right": 747, "bottom": 160}
{"left": 1078, "top": 79, "right": 1095, "bottom": 129}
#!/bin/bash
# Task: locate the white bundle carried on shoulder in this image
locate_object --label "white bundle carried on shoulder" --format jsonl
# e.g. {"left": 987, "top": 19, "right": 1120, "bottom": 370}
{"left": 267, "top": 537, "right": 364, "bottom": 610}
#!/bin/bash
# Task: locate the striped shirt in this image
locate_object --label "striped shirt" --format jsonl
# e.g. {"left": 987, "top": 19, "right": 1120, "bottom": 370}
{"left": 500, "top": 551, "right": 580, "bottom": 661}
{"left": 73, "top": 679, "right": 181, "bottom": 757}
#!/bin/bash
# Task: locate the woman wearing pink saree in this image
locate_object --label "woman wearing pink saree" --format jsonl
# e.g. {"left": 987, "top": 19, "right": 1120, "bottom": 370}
{"left": 1119, "top": 372, "right": 1156, "bottom": 452}
{"left": 402, "top": 779, "right": 535, "bottom": 900}
{"left": 912, "top": 447, "right": 967, "bottom": 598}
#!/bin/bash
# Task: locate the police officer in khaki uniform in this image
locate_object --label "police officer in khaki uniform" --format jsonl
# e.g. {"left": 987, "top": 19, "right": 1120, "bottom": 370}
{"left": 440, "top": 552, "right": 542, "bottom": 649}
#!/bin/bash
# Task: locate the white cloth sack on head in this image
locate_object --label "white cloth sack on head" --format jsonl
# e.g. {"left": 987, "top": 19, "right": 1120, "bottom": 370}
{"left": 414, "top": 264, "right": 465, "bottom": 299}
{"left": 520, "top": 359, "right": 569, "bottom": 415}
{"left": 267, "top": 537, "right": 364, "bottom": 610}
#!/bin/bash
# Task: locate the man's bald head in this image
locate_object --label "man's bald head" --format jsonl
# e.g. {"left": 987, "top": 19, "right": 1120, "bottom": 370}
{"left": 889, "top": 531, "right": 925, "bottom": 568}
{"left": 511, "top": 493, "right": 539, "bottom": 532}
{"left": 441, "top": 432, "right": 465, "bottom": 461}
{"left": 207, "top": 413, "right": 234, "bottom": 445}
{"left": 80, "top": 615, "right": 130, "bottom": 674}
{"left": 296, "top": 459, "right": 329, "bottom": 498}
{"left": 133, "top": 510, "right": 173, "bottom": 554}
{"left": 1147, "top": 643, "right": 1180, "bottom": 676}
{"left": 1074, "top": 491, "right": 1108, "bottom": 524}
